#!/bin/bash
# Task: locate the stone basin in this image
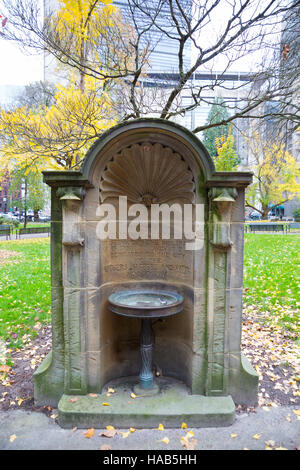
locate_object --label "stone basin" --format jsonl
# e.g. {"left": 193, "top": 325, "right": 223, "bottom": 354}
{"left": 108, "top": 290, "right": 183, "bottom": 318}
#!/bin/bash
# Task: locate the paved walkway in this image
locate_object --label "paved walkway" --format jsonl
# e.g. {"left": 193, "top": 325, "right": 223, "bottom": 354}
{"left": 0, "top": 233, "right": 49, "bottom": 241}
{"left": 0, "top": 405, "right": 299, "bottom": 450}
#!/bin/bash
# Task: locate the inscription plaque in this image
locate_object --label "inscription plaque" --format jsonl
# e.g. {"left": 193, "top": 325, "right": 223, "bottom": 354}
{"left": 101, "top": 238, "right": 193, "bottom": 284}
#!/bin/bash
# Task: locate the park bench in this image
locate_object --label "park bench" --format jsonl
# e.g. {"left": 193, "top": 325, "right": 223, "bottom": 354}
{"left": 18, "top": 226, "right": 50, "bottom": 238}
{"left": 245, "top": 223, "right": 288, "bottom": 234}
{"left": 288, "top": 222, "right": 300, "bottom": 232}
{"left": 0, "top": 224, "right": 11, "bottom": 239}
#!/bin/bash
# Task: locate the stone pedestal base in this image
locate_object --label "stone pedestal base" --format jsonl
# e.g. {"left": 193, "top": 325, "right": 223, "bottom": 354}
{"left": 57, "top": 376, "right": 235, "bottom": 429}
{"left": 133, "top": 382, "right": 160, "bottom": 397}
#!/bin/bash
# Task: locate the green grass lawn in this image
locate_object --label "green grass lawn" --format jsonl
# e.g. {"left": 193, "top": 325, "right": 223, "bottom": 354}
{"left": 0, "top": 238, "right": 51, "bottom": 349}
{"left": 0, "top": 234, "right": 299, "bottom": 354}
{"left": 18, "top": 222, "right": 50, "bottom": 229}
{"left": 243, "top": 234, "right": 299, "bottom": 337}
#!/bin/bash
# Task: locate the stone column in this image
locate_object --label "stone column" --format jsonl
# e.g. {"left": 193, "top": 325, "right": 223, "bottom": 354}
{"left": 58, "top": 187, "right": 87, "bottom": 395}
{"left": 33, "top": 187, "right": 65, "bottom": 406}
{"left": 206, "top": 187, "right": 237, "bottom": 396}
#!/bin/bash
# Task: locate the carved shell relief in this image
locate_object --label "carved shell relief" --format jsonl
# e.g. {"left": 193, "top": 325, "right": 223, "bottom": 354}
{"left": 99, "top": 143, "right": 195, "bottom": 205}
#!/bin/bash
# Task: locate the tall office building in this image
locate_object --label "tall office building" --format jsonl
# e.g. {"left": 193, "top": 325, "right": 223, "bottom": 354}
{"left": 43, "top": 0, "right": 192, "bottom": 79}
{"left": 113, "top": 0, "right": 192, "bottom": 73}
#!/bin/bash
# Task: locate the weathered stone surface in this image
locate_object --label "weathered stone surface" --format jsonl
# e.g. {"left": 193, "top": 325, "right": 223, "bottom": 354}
{"left": 63, "top": 288, "right": 87, "bottom": 395}
{"left": 228, "top": 353, "right": 259, "bottom": 406}
{"left": 58, "top": 378, "right": 235, "bottom": 429}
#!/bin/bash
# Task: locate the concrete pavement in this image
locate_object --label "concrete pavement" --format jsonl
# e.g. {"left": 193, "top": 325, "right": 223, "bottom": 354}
{"left": 0, "top": 405, "right": 299, "bottom": 451}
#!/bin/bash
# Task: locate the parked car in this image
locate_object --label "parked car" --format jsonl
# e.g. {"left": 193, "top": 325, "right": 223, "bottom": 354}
{"left": 3, "top": 213, "right": 19, "bottom": 221}
{"left": 249, "top": 211, "right": 261, "bottom": 220}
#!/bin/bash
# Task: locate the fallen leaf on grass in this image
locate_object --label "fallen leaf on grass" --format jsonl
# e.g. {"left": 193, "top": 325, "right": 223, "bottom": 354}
{"left": 84, "top": 428, "right": 95, "bottom": 438}
{"left": 17, "top": 398, "right": 24, "bottom": 406}
{"left": 9, "top": 434, "right": 17, "bottom": 442}
{"left": 0, "top": 365, "right": 11, "bottom": 373}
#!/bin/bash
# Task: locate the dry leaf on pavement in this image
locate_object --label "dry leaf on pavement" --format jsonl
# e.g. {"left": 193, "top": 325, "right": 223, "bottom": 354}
{"left": 84, "top": 428, "right": 95, "bottom": 438}
{"left": 161, "top": 437, "right": 169, "bottom": 444}
{"left": 100, "top": 444, "right": 112, "bottom": 450}
{"left": 181, "top": 437, "right": 197, "bottom": 450}
{"left": 99, "top": 429, "right": 118, "bottom": 438}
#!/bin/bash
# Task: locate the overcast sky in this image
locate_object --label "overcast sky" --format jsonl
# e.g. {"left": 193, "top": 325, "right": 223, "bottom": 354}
{"left": 0, "top": 39, "right": 43, "bottom": 86}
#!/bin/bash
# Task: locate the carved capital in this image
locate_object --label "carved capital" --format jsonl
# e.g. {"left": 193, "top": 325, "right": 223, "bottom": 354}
{"left": 208, "top": 187, "right": 238, "bottom": 209}
{"left": 56, "top": 186, "right": 86, "bottom": 201}
{"left": 208, "top": 187, "right": 238, "bottom": 249}
{"left": 58, "top": 187, "right": 85, "bottom": 248}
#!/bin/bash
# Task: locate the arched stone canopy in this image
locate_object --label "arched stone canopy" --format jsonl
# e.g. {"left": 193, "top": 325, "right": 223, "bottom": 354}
{"left": 81, "top": 118, "right": 216, "bottom": 184}
{"left": 35, "top": 119, "right": 258, "bottom": 428}
{"left": 42, "top": 118, "right": 252, "bottom": 190}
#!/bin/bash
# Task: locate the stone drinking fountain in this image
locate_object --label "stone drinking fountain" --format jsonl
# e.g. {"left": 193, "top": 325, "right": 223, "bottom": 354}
{"left": 33, "top": 118, "right": 259, "bottom": 428}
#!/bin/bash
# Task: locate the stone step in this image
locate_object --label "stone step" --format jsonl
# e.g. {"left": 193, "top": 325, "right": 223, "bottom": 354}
{"left": 57, "top": 377, "right": 235, "bottom": 429}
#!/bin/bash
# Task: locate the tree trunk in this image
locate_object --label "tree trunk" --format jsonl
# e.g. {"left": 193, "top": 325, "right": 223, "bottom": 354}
{"left": 261, "top": 208, "right": 269, "bottom": 219}
{"left": 24, "top": 180, "right": 28, "bottom": 229}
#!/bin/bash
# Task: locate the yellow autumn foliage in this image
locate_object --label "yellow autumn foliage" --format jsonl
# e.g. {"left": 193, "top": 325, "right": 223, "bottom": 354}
{"left": 47, "top": 0, "right": 137, "bottom": 83}
{"left": 245, "top": 132, "right": 300, "bottom": 217}
{"left": 0, "top": 75, "right": 116, "bottom": 171}
{"left": 0, "top": 0, "right": 138, "bottom": 172}
{"left": 53, "top": 0, "right": 115, "bottom": 56}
